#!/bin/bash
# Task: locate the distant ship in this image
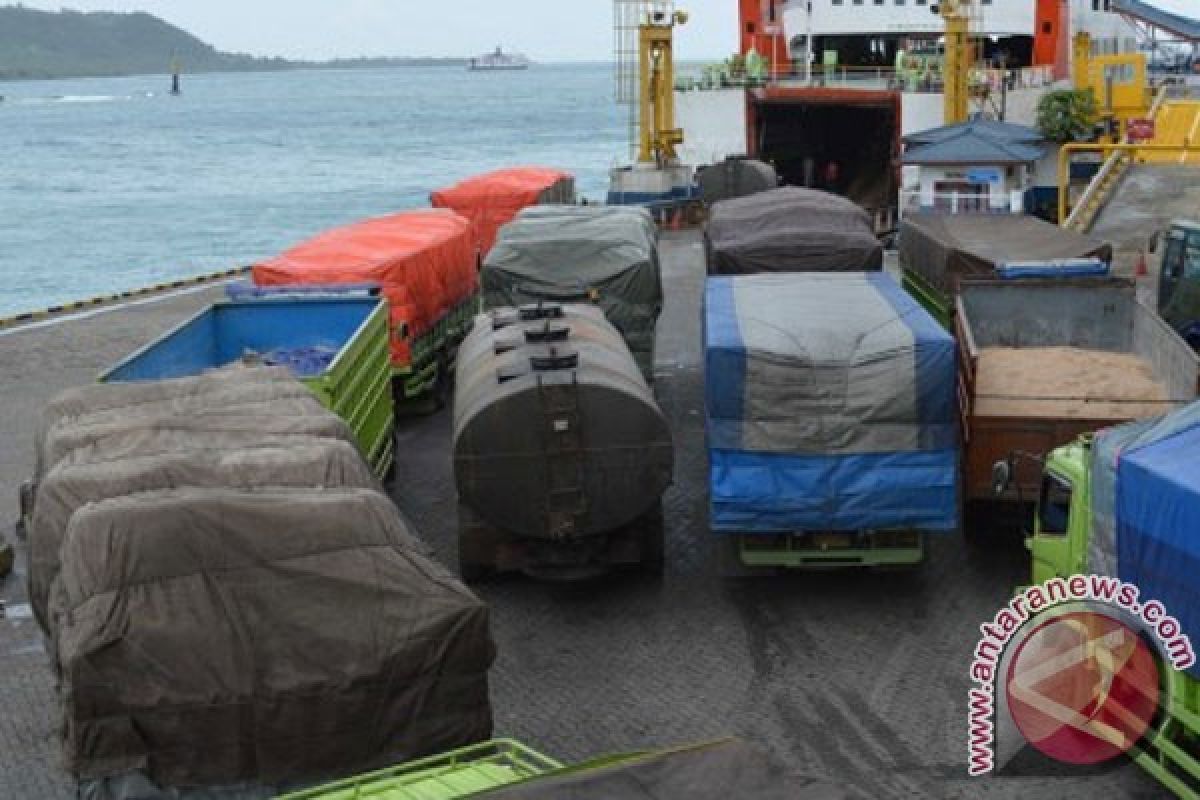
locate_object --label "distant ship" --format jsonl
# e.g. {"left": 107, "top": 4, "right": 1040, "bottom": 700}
{"left": 468, "top": 46, "right": 530, "bottom": 72}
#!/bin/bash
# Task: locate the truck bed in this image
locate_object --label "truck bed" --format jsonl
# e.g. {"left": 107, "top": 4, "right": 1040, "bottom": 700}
{"left": 974, "top": 346, "right": 1171, "bottom": 420}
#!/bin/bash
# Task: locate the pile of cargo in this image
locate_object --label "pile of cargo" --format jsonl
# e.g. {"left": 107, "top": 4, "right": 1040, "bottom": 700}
{"left": 482, "top": 205, "right": 663, "bottom": 380}
{"left": 704, "top": 272, "right": 958, "bottom": 566}
{"left": 432, "top": 167, "right": 576, "bottom": 256}
{"left": 704, "top": 187, "right": 883, "bottom": 275}
{"left": 453, "top": 304, "right": 673, "bottom": 578}
{"left": 24, "top": 366, "right": 495, "bottom": 797}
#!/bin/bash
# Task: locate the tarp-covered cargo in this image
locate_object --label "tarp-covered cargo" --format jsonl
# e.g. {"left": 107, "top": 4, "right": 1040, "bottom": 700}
{"left": 899, "top": 213, "right": 1113, "bottom": 301}
{"left": 704, "top": 187, "right": 883, "bottom": 275}
{"left": 30, "top": 435, "right": 379, "bottom": 636}
{"left": 1090, "top": 401, "right": 1200, "bottom": 677}
{"left": 704, "top": 273, "right": 958, "bottom": 532}
{"left": 252, "top": 211, "right": 477, "bottom": 367}
{"left": 431, "top": 167, "right": 575, "bottom": 256}
{"left": 477, "top": 738, "right": 862, "bottom": 799}
{"left": 482, "top": 206, "right": 662, "bottom": 380}
{"left": 58, "top": 486, "right": 494, "bottom": 790}
{"left": 35, "top": 365, "right": 301, "bottom": 477}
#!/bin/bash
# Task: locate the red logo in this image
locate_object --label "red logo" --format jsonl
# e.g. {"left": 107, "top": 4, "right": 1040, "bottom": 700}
{"left": 1006, "top": 610, "right": 1160, "bottom": 765}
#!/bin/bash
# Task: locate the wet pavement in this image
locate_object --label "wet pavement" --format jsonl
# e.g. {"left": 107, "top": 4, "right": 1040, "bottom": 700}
{"left": 0, "top": 233, "right": 1169, "bottom": 797}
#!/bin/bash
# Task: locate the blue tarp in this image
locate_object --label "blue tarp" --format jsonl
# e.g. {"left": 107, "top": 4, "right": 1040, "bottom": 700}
{"left": 1112, "top": 406, "right": 1200, "bottom": 676}
{"left": 704, "top": 273, "right": 959, "bottom": 533}
{"left": 995, "top": 258, "right": 1109, "bottom": 280}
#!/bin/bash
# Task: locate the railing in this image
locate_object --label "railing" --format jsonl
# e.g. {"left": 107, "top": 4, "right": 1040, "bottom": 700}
{"left": 675, "top": 64, "right": 1056, "bottom": 94}
{"left": 899, "top": 189, "right": 1024, "bottom": 218}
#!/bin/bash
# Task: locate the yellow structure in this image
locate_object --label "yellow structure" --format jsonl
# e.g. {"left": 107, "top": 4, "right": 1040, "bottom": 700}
{"left": 1142, "top": 101, "right": 1200, "bottom": 165}
{"left": 637, "top": 7, "right": 687, "bottom": 164}
{"left": 938, "top": 0, "right": 971, "bottom": 125}
{"left": 1072, "top": 32, "right": 1151, "bottom": 141}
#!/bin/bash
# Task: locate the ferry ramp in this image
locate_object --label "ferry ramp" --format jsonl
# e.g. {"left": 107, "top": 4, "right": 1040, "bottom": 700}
{"left": 0, "top": 232, "right": 1173, "bottom": 798}
{"left": 1141, "top": 100, "right": 1200, "bottom": 166}
{"left": 1088, "top": 163, "right": 1200, "bottom": 275}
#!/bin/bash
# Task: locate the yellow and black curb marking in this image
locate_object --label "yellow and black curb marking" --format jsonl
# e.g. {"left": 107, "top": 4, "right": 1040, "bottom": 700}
{"left": 0, "top": 266, "right": 252, "bottom": 329}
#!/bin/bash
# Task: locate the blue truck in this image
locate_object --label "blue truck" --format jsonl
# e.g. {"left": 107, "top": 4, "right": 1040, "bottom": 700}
{"left": 704, "top": 272, "right": 959, "bottom": 567}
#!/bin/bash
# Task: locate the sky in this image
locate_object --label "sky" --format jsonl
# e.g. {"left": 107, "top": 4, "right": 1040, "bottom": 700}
{"left": 13, "top": 1, "right": 740, "bottom": 62}
{"left": 12, "top": 1, "right": 1198, "bottom": 62}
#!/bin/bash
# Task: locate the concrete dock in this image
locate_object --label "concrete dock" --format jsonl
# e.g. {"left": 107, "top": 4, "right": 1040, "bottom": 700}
{"left": 0, "top": 233, "right": 1168, "bottom": 797}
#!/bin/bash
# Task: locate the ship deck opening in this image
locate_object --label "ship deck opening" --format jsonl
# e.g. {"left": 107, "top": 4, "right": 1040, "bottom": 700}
{"left": 750, "top": 89, "right": 899, "bottom": 226}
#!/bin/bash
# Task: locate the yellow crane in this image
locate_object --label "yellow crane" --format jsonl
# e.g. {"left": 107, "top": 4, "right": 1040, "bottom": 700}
{"left": 636, "top": 5, "right": 688, "bottom": 165}
{"left": 933, "top": 0, "right": 974, "bottom": 125}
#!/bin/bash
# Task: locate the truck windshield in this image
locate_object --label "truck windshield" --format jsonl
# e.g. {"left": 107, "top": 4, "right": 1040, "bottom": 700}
{"left": 1038, "top": 473, "right": 1073, "bottom": 535}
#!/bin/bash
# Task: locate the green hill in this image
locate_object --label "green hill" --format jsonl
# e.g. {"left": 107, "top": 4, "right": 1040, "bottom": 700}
{"left": 0, "top": 6, "right": 463, "bottom": 80}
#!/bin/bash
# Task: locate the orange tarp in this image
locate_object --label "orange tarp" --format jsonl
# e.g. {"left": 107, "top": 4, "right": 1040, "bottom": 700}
{"left": 253, "top": 210, "right": 476, "bottom": 367}
{"left": 431, "top": 167, "right": 573, "bottom": 256}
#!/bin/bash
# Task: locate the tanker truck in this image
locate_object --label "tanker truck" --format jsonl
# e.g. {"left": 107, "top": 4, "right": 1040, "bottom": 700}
{"left": 452, "top": 303, "right": 673, "bottom": 580}
{"left": 996, "top": 400, "right": 1200, "bottom": 796}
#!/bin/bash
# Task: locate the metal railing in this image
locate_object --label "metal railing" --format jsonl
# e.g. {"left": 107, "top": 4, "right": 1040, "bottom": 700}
{"left": 899, "top": 189, "right": 1023, "bottom": 218}
{"left": 674, "top": 63, "right": 1056, "bottom": 94}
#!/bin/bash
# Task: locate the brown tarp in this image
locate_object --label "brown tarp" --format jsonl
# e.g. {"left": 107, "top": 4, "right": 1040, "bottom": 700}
{"left": 704, "top": 187, "right": 883, "bottom": 275}
{"left": 477, "top": 738, "right": 865, "bottom": 799}
{"left": 57, "top": 487, "right": 495, "bottom": 789}
{"left": 898, "top": 212, "right": 1114, "bottom": 300}
{"left": 30, "top": 435, "right": 381, "bottom": 637}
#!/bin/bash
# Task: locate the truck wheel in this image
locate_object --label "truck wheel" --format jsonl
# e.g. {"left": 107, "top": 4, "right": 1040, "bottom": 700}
{"left": 639, "top": 505, "right": 666, "bottom": 576}
{"left": 457, "top": 504, "right": 497, "bottom": 583}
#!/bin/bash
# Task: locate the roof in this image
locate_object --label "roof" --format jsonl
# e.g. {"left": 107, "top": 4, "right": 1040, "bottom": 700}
{"left": 902, "top": 119, "right": 1046, "bottom": 165}
{"left": 1111, "top": 0, "right": 1200, "bottom": 41}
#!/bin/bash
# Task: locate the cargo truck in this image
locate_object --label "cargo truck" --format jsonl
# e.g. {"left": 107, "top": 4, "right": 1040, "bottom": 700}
{"left": 956, "top": 278, "right": 1199, "bottom": 529}
{"left": 997, "top": 401, "right": 1200, "bottom": 798}
{"left": 704, "top": 272, "right": 959, "bottom": 567}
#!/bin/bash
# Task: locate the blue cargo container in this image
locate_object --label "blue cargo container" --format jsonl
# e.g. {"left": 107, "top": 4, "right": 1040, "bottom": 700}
{"left": 101, "top": 296, "right": 394, "bottom": 478}
{"left": 704, "top": 272, "right": 958, "bottom": 567}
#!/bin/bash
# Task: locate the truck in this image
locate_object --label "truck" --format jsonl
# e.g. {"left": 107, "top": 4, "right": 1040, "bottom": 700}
{"left": 956, "top": 278, "right": 1199, "bottom": 529}
{"left": 1000, "top": 401, "right": 1200, "bottom": 798}
{"left": 704, "top": 272, "right": 959, "bottom": 568}
{"left": 1156, "top": 219, "right": 1200, "bottom": 349}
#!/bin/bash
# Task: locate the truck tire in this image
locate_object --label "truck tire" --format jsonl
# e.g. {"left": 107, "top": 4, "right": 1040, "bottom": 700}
{"left": 457, "top": 504, "right": 498, "bottom": 583}
{"left": 638, "top": 505, "right": 666, "bottom": 576}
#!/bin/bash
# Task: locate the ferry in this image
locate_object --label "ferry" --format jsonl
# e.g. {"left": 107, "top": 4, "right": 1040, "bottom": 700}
{"left": 468, "top": 46, "right": 530, "bottom": 71}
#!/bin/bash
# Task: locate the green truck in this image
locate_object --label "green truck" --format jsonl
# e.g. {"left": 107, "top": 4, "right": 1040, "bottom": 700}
{"left": 999, "top": 401, "right": 1200, "bottom": 797}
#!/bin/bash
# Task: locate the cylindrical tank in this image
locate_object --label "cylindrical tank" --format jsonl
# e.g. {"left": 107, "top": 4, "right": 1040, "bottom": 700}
{"left": 453, "top": 303, "right": 673, "bottom": 541}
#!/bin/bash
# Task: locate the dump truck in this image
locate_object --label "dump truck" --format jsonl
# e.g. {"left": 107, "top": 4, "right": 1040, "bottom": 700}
{"left": 99, "top": 294, "right": 395, "bottom": 478}
{"left": 1156, "top": 219, "right": 1200, "bottom": 348}
{"left": 452, "top": 304, "right": 673, "bottom": 580}
{"left": 704, "top": 273, "right": 959, "bottom": 567}
{"left": 1000, "top": 401, "right": 1200, "bottom": 798}
{"left": 957, "top": 278, "right": 1200, "bottom": 529}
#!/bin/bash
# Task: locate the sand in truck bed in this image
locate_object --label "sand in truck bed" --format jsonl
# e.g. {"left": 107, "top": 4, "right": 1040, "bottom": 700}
{"left": 975, "top": 346, "right": 1172, "bottom": 420}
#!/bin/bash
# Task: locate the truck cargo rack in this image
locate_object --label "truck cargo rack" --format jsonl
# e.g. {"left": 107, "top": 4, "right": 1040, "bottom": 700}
{"left": 276, "top": 739, "right": 563, "bottom": 800}
{"left": 395, "top": 294, "right": 480, "bottom": 401}
{"left": 737, "top": 531, "right": 924, "bottom": 568}
{"left": 1129, "top": 670, "right": 1200, "bottom": 800}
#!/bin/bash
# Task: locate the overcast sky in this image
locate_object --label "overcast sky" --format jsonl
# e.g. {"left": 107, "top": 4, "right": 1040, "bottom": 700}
{"left": 15, "top": 1, "right": 1198, "bottom": 62}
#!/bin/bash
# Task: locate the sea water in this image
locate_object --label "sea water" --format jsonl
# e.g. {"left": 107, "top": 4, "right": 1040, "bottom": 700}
{"left": 0, "top": 64, "right": 628, "bottom": 315}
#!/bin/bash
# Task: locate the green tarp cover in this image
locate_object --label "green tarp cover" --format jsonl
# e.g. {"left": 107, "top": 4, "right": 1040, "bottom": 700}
{"left": 481, "top": 207, "right": 662, "bottom": 381}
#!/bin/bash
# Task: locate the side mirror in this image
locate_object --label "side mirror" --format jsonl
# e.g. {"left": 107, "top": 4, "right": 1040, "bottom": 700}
{"left": 991, "top": 460, "right": 1012, "bottom": 496}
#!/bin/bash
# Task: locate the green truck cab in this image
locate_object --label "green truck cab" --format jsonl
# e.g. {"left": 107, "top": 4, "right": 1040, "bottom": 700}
{"left": 1157, "top": 220, "right": 1200, "bottom": 350}
{"left": 1010, "top": 434, "right": 1200, "bottom": 798}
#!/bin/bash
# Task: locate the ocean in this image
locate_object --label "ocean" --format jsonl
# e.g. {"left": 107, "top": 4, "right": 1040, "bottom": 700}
{"left": 0, "top": 64, "right": 628, "bottom": 316}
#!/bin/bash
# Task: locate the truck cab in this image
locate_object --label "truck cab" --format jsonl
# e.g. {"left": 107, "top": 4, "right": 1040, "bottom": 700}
{"left": 1158, "top": 220, "right": 1200, "bottom": 349}
{"left": 1026, "top": 438, "right": 1092, "bottom": 584}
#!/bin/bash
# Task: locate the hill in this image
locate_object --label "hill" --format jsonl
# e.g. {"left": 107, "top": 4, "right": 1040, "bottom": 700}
{"left": 0, "top": 6, "right": 464, "bottom": 80}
